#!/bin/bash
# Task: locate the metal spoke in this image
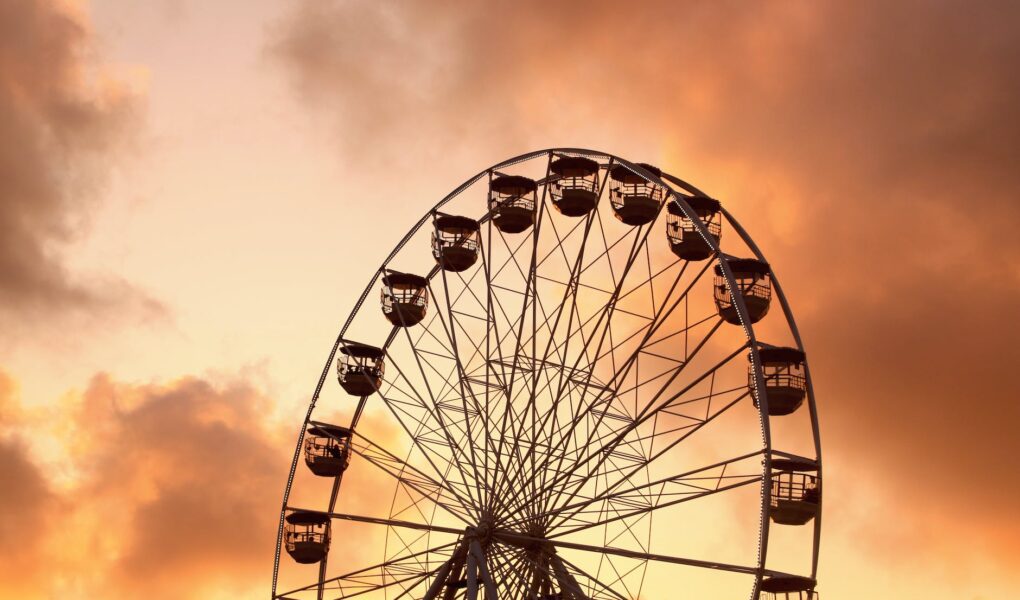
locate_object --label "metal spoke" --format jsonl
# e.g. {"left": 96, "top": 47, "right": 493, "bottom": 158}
{"left": 510, "top": 450, "right": 765, "bottom": 533}
{"left": 277, "top": 540, "right": 458, "bottom": 598}
{"left": 491, "top": 530, "right": 760, "bottom": 576}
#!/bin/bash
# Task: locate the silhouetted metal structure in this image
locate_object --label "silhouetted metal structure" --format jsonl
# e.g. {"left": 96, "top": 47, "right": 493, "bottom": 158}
{"left": 272, "top": 149, "right": 823, "bottom": 600}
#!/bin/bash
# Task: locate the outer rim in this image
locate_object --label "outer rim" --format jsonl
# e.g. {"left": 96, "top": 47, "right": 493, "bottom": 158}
{"left": 270, "top": 147, "right": 822, "bottom": 599}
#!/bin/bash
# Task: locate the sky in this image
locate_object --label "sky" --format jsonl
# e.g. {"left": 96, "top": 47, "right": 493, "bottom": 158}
{"left": 1, "top": 0, "right": 1019, "bottom": 598}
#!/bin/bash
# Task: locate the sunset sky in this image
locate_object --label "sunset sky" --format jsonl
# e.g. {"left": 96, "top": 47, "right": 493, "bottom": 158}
{"left": 2, "top": 0, "right": 1019, "bottom": 598}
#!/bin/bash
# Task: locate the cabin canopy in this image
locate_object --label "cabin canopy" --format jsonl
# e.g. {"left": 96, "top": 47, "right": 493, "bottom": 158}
{"left": 760, "top": 575, "right": 817, "bottom": 597}
{"left": 490, "top": 174, "right": 538, "bottom": 194}
{"left": 340, "top": 342, "right": 384, "bottom": 360}
{"left": 382, "top": 272, "right": 428, "bottom": 289}
{"left": 609, "top": 163, "right": 662, "bottom": 184}
{"left": 550, "top": 156, "right": 599, "bottom": 177}
{"left": 435, "top": 215, "right": 480, "bottom": 232}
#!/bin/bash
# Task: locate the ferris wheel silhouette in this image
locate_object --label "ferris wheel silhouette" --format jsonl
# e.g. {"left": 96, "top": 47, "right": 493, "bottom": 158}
{"left": 271, "top": 148, "right": 822, "bottom": 600}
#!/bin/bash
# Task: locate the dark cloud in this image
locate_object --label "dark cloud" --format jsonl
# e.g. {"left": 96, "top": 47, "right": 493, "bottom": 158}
{"left": 0, "top": 0, "right": 162, "bottom": 329}
{"left": 269, "top": 0, "right": 1020, "bottom": 560}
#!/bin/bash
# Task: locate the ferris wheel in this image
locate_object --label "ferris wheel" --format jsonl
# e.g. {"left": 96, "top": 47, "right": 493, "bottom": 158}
{"left": 271, "top": 149, "right": 822, "bottom": 600}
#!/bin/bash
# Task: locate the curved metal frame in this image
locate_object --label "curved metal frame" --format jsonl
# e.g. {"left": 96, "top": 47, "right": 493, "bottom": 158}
{"left": 271, "top": 148, "right": 822, "bottom": 600}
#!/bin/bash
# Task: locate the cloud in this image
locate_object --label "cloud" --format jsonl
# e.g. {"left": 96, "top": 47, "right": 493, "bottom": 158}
{"left": 0, "top": 371, "right": 285, "bottom": 598}
{"left": 60, "top": 374, "right": 287, "bottom": 598}
{"left": 0, "top": 0, "right": 162, "bottom": 331}
{"left": 0, "top": 367, "right": 407, "bottom": 599}
{"left": 268, "top": 0, "right": 1020, "bottom": 578}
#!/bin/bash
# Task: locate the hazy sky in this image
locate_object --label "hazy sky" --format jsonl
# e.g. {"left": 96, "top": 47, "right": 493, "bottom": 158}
{"left": 1, "top": 0, "right": 1019, "bottom": 598}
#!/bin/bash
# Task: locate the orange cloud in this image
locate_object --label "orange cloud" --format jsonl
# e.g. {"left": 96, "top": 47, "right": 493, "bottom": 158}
{"left": 0, "top": 371, "right": 285, "bottom": 599}
{"left": 0, "top": 366, "right": 409, "bottom": 600}
{"left": 67, "top": 374, "right": 286, "bottom": 598}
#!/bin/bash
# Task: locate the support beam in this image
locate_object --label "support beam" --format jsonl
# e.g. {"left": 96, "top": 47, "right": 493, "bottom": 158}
{"left": 423, "top": 556, "right": 456, "bottom": 600}
{"left": 444, "top": 544, "right": 469, "bottom": 600}
{"left": 466, "top": 549, "right": 479, "bottom": 600}
{"left": 550, "top": 553, "right": 586, "bottom": 600}
{"left": 470, "top": 539, "right": 499, "bottom": 600}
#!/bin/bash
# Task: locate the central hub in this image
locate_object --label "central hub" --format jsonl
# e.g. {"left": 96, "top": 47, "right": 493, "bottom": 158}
{"left": 475, "top": 518, "right": 493, "bottom": 540}
{"left": 469, "top": 514, "right": 496, "bottom": 548}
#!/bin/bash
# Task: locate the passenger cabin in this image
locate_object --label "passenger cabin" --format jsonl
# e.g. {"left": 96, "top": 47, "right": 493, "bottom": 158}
{"left": 760, "top": 575, "right": 818, "bottom": 599}
{"left": 432, "top": 215, "right": 480, "bottom": 272}
{"left": 770, "top": 459, "right": 821, "bottom": 526}
{"left": 666, "top": 196, "right": 722, "bottom": 261}
{"left": 550, "top": 156, "right": 600, "bottom": 217}
{"left": 284, "top": 511, "right": 330, "bottom": 564}
{"left": 609, "top": 163, "right": 666, "bottom": 226}
{"left": 304, "top": 424, "right": 352, "bottom": 477}
{"left": 489, "top": 175, "right": 538, "bottom": 233}
{"left": 381, "top": 272, "right": 428, "bottom": 326}
{"left": 750, "top": 346, "right": 807, "bottom": 416}
{"left": 336, "top": 342, "right": 385, "bottom": 396}
{"left": 714, "top": 258, "right": 772, "bottom": 324}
